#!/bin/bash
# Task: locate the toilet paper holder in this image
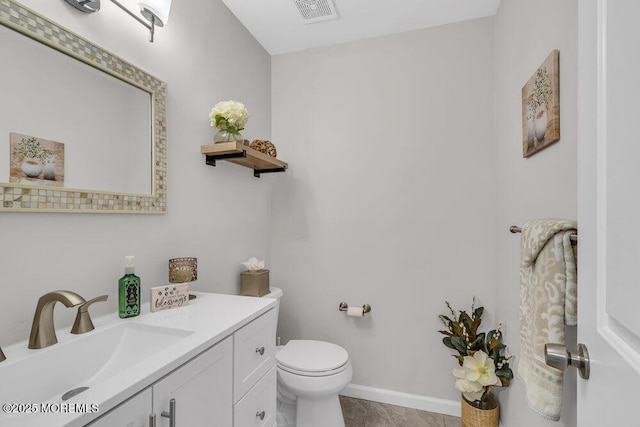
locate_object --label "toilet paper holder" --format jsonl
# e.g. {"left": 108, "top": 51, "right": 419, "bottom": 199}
{"left": 339, "top": 301, "right": 371, "bottom": 315}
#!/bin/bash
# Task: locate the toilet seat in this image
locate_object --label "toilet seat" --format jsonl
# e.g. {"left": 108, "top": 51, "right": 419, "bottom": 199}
{"left": 276, "top": 340, "right": 349, "bottom": 377}
{"left": 277, "top": 361, "right": 349, "bottom": 377}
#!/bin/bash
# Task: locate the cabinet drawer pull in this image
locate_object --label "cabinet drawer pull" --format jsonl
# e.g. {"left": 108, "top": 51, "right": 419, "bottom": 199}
{"left": 161, "top": 398, "right": 176, "bottom": 427}
{"left": 255, "top": 346, "right": 265, "bottom": 356}
{"left": 256, "top": 410, "right": 266, "bottom": 420}
{"left": 149, "top": 414, "right": 156, "bottom": 427}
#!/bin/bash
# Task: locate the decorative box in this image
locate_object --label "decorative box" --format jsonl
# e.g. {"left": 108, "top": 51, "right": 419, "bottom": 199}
{"left": 240, "top": 269, "right": 270, "bottom": 297}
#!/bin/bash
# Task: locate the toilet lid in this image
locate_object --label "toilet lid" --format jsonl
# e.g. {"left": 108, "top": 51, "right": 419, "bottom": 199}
{"left": 276, "top": 340, "right": 349, "bottom": 373}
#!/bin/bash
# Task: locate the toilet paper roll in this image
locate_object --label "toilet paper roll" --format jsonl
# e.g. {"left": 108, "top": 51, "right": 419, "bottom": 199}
{"left": 347, "top": 306, "right": 364, "bottom": 317}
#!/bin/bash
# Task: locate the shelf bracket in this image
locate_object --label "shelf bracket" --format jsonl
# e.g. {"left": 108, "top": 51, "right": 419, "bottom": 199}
{"left": 205, "top": 151, "right": 247, "bottom": 167}
{"left": 254, "top": 168, "right": 286, "bottom": 178}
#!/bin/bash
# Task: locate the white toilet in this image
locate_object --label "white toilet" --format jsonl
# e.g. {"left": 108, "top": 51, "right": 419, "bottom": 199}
{"left": 265, "top": 287, "right": 353, "bottom": 427}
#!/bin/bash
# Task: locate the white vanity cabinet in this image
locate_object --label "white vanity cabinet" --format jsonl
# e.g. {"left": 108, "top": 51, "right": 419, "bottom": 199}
{"left": 86, "top": 307, "right": 276, "bottom": 427}
{"left": 233, "top": 309, "right": 277, "bottom": 427}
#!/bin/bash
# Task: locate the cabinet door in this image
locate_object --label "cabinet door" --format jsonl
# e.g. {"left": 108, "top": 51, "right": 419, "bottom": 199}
{"left": 153, "top": 337, "right": 233, "bottom": 427}
{"left": 87, "top": 388, "right": 152, "bottom": 427}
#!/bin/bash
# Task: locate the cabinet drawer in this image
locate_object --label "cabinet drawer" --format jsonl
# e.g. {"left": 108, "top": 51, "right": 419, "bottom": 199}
{"left": 233, "top": 366, "right": 277, "bottom": 427}
{"left": 234, "top": 308, "right": 276, "bottom": 402}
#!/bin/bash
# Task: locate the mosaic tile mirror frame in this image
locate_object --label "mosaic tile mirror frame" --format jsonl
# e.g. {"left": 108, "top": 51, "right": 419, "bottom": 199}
{"left": 0, "top": 0, "right": 167, "bottom": 213}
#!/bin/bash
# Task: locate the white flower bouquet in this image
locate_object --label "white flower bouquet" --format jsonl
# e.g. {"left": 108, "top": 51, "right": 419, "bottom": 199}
{"left": 209, "top": 100, "right": 249, "bottom": 133}
{"left": 438, "top": 299, "right": 513, "bottom": 405}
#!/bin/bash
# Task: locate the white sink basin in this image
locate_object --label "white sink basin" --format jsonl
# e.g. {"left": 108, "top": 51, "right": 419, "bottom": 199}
{"left": 0, "top": 322, "right": 193, "bottom": 406}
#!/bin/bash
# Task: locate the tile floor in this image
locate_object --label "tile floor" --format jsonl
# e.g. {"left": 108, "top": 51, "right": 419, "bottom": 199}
{"left": 340, "top": 396, "right": 461, "bottom": 427}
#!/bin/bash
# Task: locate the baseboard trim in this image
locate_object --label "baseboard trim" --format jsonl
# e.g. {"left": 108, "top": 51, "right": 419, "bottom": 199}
{"left": 340, "top": 383, "right": 461, "bottom": 417}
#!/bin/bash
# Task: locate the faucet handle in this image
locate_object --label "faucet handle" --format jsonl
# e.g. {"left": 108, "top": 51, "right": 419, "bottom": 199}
{"left": 71, "top": 295, "right": 108, "bottom": 335}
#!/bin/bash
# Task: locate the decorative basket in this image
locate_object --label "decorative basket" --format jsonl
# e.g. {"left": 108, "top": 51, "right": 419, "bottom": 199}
{"left": 249, "top": 140, "right": 277, "bottom": 158}
{"left": 461, "top": 394, "right": 499, "bottom": 427}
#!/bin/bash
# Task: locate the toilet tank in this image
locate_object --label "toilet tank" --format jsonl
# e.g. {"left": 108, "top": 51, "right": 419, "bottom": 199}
{"left": 264, "top": 286, "right": 282, "bottom": 321}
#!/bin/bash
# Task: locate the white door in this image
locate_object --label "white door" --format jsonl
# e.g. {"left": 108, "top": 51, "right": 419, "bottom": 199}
{"left": 578, "top": 0, "right": 639, "bottom": 424}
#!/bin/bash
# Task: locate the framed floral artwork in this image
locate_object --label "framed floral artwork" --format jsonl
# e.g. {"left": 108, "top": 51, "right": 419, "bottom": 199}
{"left": 522, "top": 50, "right": 560, "bottom": 158}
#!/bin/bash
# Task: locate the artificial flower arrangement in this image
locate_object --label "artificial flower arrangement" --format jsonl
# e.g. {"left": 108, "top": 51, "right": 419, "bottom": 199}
{"left": 438, "top": 299, "right": 513, "bottom": 406}
{"left": 209, "top": 100, "right": 249, "bottom": 143}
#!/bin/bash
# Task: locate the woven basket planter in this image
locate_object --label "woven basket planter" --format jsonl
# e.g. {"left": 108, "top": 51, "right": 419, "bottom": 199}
{"left": 461, "top": 394, "right": 499, "bottom": 427}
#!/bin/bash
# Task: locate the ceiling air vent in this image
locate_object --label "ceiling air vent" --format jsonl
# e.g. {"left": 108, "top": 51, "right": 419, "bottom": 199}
{"left": 293, "top": 0, "right": 338, "bottom": 24}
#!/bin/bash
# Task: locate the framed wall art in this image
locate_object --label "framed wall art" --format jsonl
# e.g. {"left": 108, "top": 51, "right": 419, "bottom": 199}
{"left": 522, "top": 50, "right": 560, "bottom": 158}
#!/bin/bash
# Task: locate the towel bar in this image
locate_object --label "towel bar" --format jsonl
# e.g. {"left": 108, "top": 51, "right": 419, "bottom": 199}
{"left": 509, "top": 225, "right": 578, "bottom": 243}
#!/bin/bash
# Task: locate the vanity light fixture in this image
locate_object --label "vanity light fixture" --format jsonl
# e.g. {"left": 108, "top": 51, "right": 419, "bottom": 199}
{"left": 64, "top": 0, "right": 172, "bottom": 43}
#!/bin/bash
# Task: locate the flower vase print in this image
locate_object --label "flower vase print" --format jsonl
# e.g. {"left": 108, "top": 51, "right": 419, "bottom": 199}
{"left": 9, "top": 132, "right": 65, "bottom": 187}
{"left": 522, "top": 50, "right": 560, "bottom": 157}
{"left": 438, "top": 299, "right": 513, "bottom": 407}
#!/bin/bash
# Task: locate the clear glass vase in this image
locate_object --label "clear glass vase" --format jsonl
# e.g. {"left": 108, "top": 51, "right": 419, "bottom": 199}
{"left": 464, "top": 392, "right": 498, "bottom": 410}
{"left": 213, "top": 126, "right": 243, "bottom": 144}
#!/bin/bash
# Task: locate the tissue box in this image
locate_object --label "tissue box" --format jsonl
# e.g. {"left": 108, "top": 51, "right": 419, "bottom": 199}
{"left": 240, "top": 269, "right": 270, "bottom": 297}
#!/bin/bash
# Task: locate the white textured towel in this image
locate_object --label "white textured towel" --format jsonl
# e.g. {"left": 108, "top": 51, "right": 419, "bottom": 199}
{"left": 517, "top": 218, "right": 577, "bottom": 421}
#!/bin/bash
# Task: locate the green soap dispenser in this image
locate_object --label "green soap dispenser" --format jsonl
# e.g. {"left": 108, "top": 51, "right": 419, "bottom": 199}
{"left": 119, "top": 256, "right": 141, "bottom": 318}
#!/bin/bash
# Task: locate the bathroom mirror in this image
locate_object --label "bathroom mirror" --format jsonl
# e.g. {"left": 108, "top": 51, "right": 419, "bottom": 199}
{"left": 0, "top": 0, "right": 167, "bottom": 213}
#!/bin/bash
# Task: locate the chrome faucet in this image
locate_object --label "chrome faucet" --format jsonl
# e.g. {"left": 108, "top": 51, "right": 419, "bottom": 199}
{"left": 71, "top": 295, "right": 108, "bottom": 335}
{"left": 28, "top": 290, "right": 86, "bottom": 349}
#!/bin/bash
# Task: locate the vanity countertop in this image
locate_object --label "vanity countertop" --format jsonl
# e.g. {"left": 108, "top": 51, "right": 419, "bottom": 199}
{"left": 0, "top": 291, "right": 276, "bottom": 427}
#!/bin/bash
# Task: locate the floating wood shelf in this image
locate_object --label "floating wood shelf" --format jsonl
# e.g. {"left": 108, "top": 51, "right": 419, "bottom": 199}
{"left": 201, "top": 142, "right": 288, "bottom": 178}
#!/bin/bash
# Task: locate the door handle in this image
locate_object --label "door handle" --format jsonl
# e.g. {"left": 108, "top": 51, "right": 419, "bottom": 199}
{"left": 544, "top": 343, "right": 590, "bottom": 379}
{"left": 161, "top": 398, "right": 176, "bottom": 427}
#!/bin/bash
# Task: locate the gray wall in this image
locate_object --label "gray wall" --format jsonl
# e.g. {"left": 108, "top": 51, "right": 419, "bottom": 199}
{"left": 270, "top": 17, "right": 498, "bottom": 403}
{"left": 493, "top": 0, "right": 578, "bottom": 426}
{"left": 0, "top": 0, "right": 272, "bottom": 344}
{"left": 271, "top": 0, "right": 579, "bottom": 424}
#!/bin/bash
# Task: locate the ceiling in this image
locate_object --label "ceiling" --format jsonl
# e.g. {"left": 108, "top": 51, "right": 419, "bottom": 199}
{"left": 221, "top": 0, "right": 501, "bottom": 55}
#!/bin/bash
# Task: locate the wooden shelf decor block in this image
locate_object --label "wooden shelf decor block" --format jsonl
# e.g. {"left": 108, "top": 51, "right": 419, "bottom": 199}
{"left": 201, "top": 142, "right": 288, "bottom": 178}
